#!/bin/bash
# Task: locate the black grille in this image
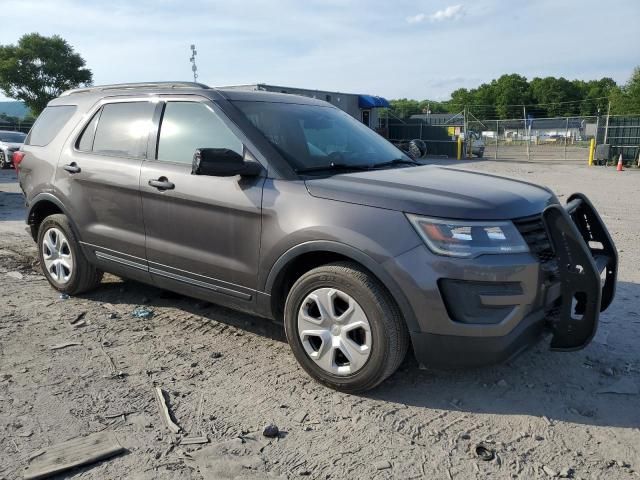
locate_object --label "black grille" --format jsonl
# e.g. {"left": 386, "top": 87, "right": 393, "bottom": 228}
{"left": 513, "top": 214, "right": 556, "bottom": 265}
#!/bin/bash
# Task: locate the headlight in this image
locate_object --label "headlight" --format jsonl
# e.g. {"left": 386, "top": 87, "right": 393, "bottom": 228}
{"left": 406, "top": 214, "right": 529, "bottom": 258}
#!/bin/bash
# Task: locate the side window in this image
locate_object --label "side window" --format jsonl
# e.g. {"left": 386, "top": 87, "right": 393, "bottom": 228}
{"left": 157, "top": 102, "right": 243, "bottom": 164}
{"left": 26, "top": 105, "right": 77, "bottom": 146}
{"left": 92, "top": 102, "right": 155, "bottom": 158}
{"left": 76, "top": 110, "right": 101, "bottom": 151}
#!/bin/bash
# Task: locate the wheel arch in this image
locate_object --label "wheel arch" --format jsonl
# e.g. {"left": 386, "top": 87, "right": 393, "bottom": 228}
{"left": 263, "top": 241, "right": 419, "bottom": 332}
{"left": 27, "top": 193, "right": 79, "bottom": 241}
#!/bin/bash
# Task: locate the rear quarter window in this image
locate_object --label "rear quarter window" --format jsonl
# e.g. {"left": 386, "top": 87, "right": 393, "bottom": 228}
{"left": 25, "top": 105, "right": 77, "bottom": 146}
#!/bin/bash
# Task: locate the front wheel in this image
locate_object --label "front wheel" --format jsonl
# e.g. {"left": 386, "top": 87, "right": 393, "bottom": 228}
{"left": 284, "top": 262, "right": 409, "bottom": 393}
{"left": 37, "top": 214, "right": 103, "bottom": 295}
{"left": 0, "top": 151, "right": 9, "bottom": 169}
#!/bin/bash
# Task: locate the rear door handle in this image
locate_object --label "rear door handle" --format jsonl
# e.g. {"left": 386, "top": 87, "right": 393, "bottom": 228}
{"left": 63, "top": 162, "right": 81, "bottom": 174}
{"left": 148, "top": 177, "right": 175, "bottom": 190}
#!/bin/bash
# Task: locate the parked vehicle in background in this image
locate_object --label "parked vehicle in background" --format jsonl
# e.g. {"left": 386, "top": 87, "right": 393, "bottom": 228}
{"left": 460, "top": 131, "right": 485, "bottom": 157}
{"left": 0, "top": 130, "right": 26, "bottom": 168}
{"left": 391, "top": 138, "right": 427, "bottom": 159}
{"left": 17, "top": 82, "right": 618, "bottom": 393}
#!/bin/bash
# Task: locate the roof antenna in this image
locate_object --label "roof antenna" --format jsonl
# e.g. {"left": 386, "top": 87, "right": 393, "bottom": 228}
{"left": 189, "top": 44, "right": 198, "bottom": 82}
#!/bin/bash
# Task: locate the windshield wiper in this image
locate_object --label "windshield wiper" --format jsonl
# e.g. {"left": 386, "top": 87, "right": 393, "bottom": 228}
{"left": 295, "top": 163, "right": 373, "bottom": 174}
{"left": 371, "top": 158, "right": 420, "bottom": 168}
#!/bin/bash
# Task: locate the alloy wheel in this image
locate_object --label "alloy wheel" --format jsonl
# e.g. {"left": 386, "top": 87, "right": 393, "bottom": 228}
{"left": 41, "top": 227, "right": 74, "bottom": 285}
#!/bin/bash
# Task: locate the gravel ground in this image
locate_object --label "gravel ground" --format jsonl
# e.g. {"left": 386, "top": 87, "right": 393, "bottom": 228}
{"left": 0, "top": 161, "right": 639, "bottom": 480}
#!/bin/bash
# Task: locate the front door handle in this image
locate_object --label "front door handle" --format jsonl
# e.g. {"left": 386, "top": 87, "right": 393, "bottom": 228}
{"left": 63, "top": 162, "right": 81, "bottom": 174}
{"left": 148, "top": 177, "right": 175, "bottom": 190}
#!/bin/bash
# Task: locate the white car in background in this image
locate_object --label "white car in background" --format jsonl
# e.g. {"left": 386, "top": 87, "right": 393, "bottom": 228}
{"left": 460, "top": 131, "right": 485, "bottom": 157}
{"left": 0, "top": 130, "right": 27, "bottom": 169}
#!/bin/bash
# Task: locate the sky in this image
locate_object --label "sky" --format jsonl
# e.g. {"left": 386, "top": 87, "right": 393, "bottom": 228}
{"left": 1, "top": 0, "right": 639, "bottom": 102}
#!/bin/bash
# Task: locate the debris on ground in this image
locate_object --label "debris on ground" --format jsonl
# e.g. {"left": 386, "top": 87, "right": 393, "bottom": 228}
{"left": 132, "top": 306, "right": 154, "bottom": 319}
{"left": 542, "top": 465, "right": 559, "bottom": 477}
{"left": 67, "top": 312, "right": 87, "bottom": 327}
{"left": 104, "top": 411, "right": 135, "bottom": 419}
{"left": 475, "top": 444, "right": 495, "bottom": 461}
{"left": 49, "top": 342, "right": 81, "bottom": 351}
{"left": 187, "top": 438, "right": 284, "bottom": 479}
{"left": 58, "top": 293, "right": 69, "bottom": 300}
{"left": 180, "top": 436, "right": 209, "bottom": 445}
{"left": 262, "top": 423, "right": 280, "bottom": 438}
{"left": 559, "top": 467, "right": 573, "bottom": 478}
{"left": 293, "top": 411, "right": 308, "bottom": 424}
{"left": 374, "top": 460, "right": 392, "bottom": 470}
{"left": 6, "top": 271, "right": 23, "bottom": 280}
{"left": 154, "top": 387, "right": 181, "bottom": 434}
{"left": 99, "top": 341, "right": 118, "bottom": 374}
{"left": 23, "top": 431, "right": 125, "bottom": 480}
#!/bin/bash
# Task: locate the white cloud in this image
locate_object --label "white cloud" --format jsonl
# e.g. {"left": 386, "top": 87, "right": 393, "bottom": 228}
{"left": 406, "top": 13, "right": 426, "bottom": 24}
{"left": 407, "top": 4, "right": 465, "bottom": 24}
{"left": 430, "top": 4, "right": 465, "bottom": 21}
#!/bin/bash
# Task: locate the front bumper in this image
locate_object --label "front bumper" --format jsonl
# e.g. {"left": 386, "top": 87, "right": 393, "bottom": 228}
{"left": 389, "top": 192, "right": 617, "bottom": 368}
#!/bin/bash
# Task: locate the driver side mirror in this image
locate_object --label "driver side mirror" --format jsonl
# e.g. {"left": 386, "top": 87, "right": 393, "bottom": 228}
{"left": 191, "top": 148, "right": 263, "bottom": 177}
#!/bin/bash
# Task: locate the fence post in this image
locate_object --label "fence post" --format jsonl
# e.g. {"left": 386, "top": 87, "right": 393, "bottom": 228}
{"left": 564, "top": 117, "right": 569, "bottom": 161}
{"left": 588, "top": 138, "right": 595, "bottom": 166}
{"left": 495, "top": 120, "right": 498, "bottom": 160}
{"left": 523, "top": 106, "right": 530, "bottom": 161}
{"left": 603, "top": 101, "right": 611, "bottom": 145}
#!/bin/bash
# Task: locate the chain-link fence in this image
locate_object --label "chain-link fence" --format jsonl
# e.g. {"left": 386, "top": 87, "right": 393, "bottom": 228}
{"left": 387, "top": 112, "right": 640, "bottom": 165}
{"left": 0, "top": 120, "right": 34, "bottom": 134}
{"left": 469, "top": 116, "right": 597, "bottom": 163}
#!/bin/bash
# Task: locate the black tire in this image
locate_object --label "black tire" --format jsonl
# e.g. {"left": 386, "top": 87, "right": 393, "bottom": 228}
{"left": 284, "top": 261, "right": 409, "bottom": 393}
{"left": 0, "top": 151, "right": 8, "bottom": 169}
{"left": 37, "top": 214, "right": 103, "bottom": 295}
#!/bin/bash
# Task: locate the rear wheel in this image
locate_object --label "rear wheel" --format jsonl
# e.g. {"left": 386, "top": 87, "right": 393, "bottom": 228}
{"left": 37, "top": 214, "right": 103, "bottom": 295}
{"left": 284, "top": 262, "right": 409, "bottom": 393}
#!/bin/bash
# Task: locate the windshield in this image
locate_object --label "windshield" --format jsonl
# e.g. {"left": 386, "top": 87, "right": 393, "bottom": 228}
{"left": 0, "top": 132, "right": 26, "bottom": 143}
{"left": 233, "top": 101, "right": 410, "bottom": 172}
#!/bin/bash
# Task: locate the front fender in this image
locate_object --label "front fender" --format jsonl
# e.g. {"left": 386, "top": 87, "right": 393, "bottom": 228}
{"left": 262, "top": 240, "right": 420, "bottom": 333}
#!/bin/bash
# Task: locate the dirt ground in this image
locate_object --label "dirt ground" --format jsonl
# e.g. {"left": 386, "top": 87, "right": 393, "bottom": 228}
{"left": 1, "top": 161, "right": 639, "bottom": 480}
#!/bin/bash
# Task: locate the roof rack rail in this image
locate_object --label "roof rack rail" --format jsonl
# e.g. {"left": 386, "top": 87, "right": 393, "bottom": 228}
{"left": 61, "top": 82, "right": 210, "bottom": 96}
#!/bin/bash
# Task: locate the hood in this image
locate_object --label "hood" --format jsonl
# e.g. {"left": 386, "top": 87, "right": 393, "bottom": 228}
{"left": 305, "top": 165, "right": 557, "bottom": 220}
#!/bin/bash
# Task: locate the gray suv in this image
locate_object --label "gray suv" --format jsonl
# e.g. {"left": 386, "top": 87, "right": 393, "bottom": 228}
{"left": 17, "top": 82, "right": 618, "bottom": 392}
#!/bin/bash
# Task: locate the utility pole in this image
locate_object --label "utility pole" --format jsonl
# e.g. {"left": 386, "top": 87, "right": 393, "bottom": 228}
{"left": 189, "top": 44, "right": 198, "bottom": 82}
{"left": 463, "top": 106, "right": 468, "bottom": 158}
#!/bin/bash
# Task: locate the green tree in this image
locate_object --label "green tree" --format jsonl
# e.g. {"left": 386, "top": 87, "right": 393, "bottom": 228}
{"left": 387, "top": 98, "right": 421, "bottom": 119}
{"left": 0, "top": 33, "right": 92, "bottom": 115}
{"left": 530, "top": 77, "right": 581, "bottom": 116}
{"left": 611, "top": 67, "right": 640, "bottom": 115}
{"left": 491, "top": 74, "right": 532, "bottom": 119}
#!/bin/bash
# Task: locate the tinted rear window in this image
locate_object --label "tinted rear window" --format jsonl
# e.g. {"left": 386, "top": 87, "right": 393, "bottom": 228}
{"left": 92, "top": 102, "right": 155, "bottom": 158}
{"left": 26, "top": 105, "right": 77, "bottom": 146}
